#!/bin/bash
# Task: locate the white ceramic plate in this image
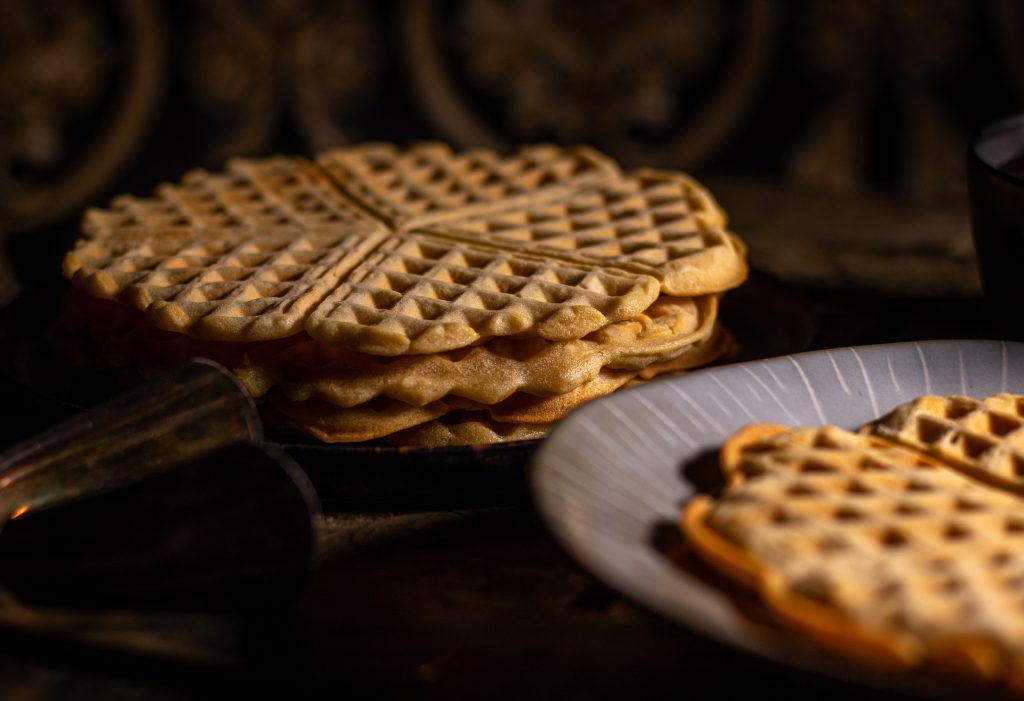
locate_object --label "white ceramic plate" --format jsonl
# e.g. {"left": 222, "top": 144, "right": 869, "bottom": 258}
{"left": 531, "top": 340, "right": 1024, "bottom": 696}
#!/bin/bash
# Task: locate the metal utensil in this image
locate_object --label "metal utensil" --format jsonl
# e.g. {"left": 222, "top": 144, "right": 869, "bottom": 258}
{"left": 0, "top": 360, "right": 322, "bottom": 611}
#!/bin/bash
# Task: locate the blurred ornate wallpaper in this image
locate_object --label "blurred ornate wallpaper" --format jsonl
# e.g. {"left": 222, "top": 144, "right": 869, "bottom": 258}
{"left": 1, "top": 0, "right": 1021, "bottom": 301}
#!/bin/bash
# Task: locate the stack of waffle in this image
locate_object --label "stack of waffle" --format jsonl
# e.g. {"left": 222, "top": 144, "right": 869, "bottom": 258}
{"left": 60, "top": 143, "right": 747, "bottom": 446}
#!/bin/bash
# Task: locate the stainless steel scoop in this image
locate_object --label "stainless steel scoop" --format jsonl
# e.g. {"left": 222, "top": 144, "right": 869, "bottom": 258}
{"left": 0, "top": 360, "right": 322, "bottom": 611}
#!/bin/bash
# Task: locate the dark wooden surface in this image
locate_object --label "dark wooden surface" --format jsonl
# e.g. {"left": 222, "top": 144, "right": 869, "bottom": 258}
{"left": 0, "top": 508, "right": 933, "bottom": 700}
{"left": 0, "top": 185, "right": 1001, "bottom": 700}
{"left": 289, "top": 510, "right": 915, "bottom": 700}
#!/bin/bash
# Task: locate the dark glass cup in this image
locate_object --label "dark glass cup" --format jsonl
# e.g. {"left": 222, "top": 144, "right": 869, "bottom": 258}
{"left": 968, "top": 114, "right": 1024, "bottom": 338}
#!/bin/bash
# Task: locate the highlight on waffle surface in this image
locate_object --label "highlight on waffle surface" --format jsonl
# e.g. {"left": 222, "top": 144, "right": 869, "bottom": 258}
{"left": 683, "top": 393, "right": 1024, "bottom": 692}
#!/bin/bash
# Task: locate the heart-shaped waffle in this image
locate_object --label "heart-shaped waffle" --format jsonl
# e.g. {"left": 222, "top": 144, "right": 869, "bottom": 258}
{"left": 684, "top": 422, "right": 1024, "bottom": 691}
{"left": 63, "top": 224, "right": 389, "bottom": 341}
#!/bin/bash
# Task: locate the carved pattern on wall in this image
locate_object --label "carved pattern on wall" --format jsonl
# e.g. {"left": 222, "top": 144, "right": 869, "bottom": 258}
{"left": 0, "top": 0, "right": 164, "bottom": 234}
{"left": 789, "top": 0, "right": 972, "bottom": 201}
{"left": 186, "top": 0, "right": 381, "bottom": 161}
{"left": 402, "top": 0, "right": 775, "bottom": 169}
{"left": 1, "top": 0, "right": 1019, "bottom": 241}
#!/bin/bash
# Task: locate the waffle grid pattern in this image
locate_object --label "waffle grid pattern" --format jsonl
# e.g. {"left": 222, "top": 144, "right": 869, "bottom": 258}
{"left": 316, "top": 142, "right": 619, "bottom": 229}
{"left": 64, "top": 225, "right": 387, "bottom": 340}
{"left": 441, "top": 170, "right": 745, "bottom": 295}
{"left": 867, "top": 394, "right": 1024, "bottom": 490}
{"left": 69, "top": 142, "right": 745, "bottom": 354}
{"left": 83, "top": 156, "right": 373, "bottom": 239}
{"left": 307, "top": 233, "right": 660, "bottom": 354}
{"left": 686, "top": 422, "right": 1024, "bottom": 687}
{"left": 64, "top": 290, "right": 718, "bottom": 410}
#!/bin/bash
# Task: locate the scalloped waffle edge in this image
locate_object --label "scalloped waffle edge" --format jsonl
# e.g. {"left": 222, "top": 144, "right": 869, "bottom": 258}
{"left": 384, "top": 413, "right": 552, "bottom": 448}
{"left": 682, "top": 421, "right": 1024, "bottom": 691}
{"left": 265, "top": 329, "right": 729, "bottom": 444}
{"left": 67, "top": 143, "right": 749, "bottom": 355}
{"left": 61, "top": 290, "right": 719, "bottom": 408}
{"left": 863, "top": 394, "right": 1024, "bottom": 495}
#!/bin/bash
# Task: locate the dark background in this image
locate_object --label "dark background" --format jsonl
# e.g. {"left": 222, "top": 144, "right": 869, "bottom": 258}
{"left": 2, "top": 0, "right": 1022, "bottom": 304}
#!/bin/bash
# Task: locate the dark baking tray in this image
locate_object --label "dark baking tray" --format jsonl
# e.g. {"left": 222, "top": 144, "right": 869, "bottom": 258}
{"left": 0, "top": 273, "right": 813, "bottom": 511}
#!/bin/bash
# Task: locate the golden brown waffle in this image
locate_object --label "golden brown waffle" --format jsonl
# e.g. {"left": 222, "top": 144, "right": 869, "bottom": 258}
{"left": 863, "top": 394, "right": 1024, "bottom": 494}
{"left": 268, "top": 394, "right": 539, "bottom": 444}
{"left": 684, "top": 424, "right": 1024, "bottom": 689}
{"left": 67, "top": 290, "right": 717, "bottom": 407}
{"left": 62, "top": 141, "right": 748, "bottom": 445}
{"left": 632, "top": 323, "right": 734, "bottom": 381}
{"left": 445, "top": 370, "right": 635, "bottom": 425}
{"left": 449, "top": 326, "right": 735, "bottom": 424}
{"left": 448, "top": 330, "right": 733, "bottom": 425}
{"left": 66, "top": 229, "right": 665, "bottom": 355}
{"left": 265, "top": 394, "right": 450, "bottom": 444}
{"left": 63, "top": 225, "right": 390, "bottom": 341}
{"left": 304, "top": 231, "right": 661, "bottom": 354}
{"left": 82, "top": 156, "right": 374, "bottom": 239}
{"left": 384, "top": 413, "right": 552, "bottom": 448}
{"left": 65, "top": 224, "right": 660, "bottom": 352}
{"left": 250, "top": 297, "right": 718, "bottom": 407}
{"left": 316, "top": 142, "right": 620, "bottom": 229}
{"left": 441, "top": 170, "right": 744, "bottom": 296}
{"left": 267, "top": 392, "right": 569, "bottom": 445}
{"left": 266, "top": 326, "right": 731, "bottom": 444}
{"left": 69, "top": 143, "right": 746, "bottom": 356}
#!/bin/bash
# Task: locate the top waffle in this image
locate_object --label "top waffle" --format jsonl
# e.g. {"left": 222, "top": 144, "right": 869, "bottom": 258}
{"left": 66, "top": 143, "right": 746, "bottom": 355}
{"left": 81, "top": 155, "right": 376, "bottom": 238}
{"left": 437, "top": 169, "right": 745, "bottom": 296}
{"left": 315, "top": 142, "right": 620, "bottom": 229}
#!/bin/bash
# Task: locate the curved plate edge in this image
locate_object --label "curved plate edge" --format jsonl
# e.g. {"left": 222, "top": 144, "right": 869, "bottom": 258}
{"left": 531, "top": 340, "right": 1024, "bottom": 695}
